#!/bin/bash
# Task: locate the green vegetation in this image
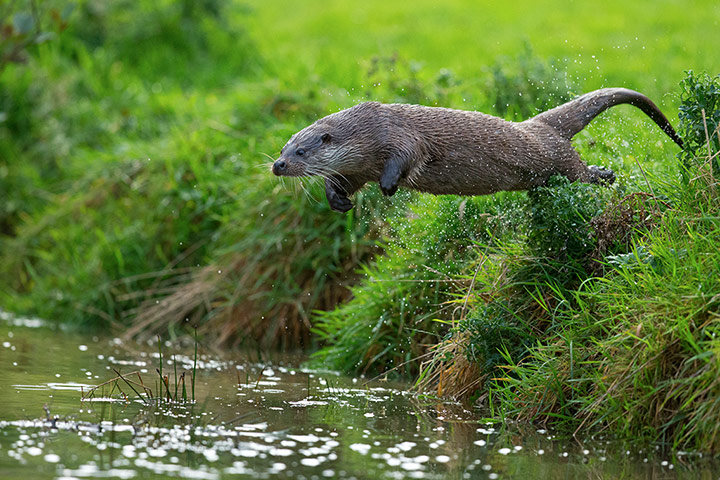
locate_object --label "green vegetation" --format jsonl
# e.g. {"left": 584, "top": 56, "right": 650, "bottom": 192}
{"left": 0, "top": 0, "right": 385, "bottom": 345}
{"left": 415, "top": 72, "right": 720, "bottom": 451}
{"left": 2, "top": 0, "right": 720, "bottom": 452}
{"left": 83, "top": 336, "right": 197, "bottom": 404}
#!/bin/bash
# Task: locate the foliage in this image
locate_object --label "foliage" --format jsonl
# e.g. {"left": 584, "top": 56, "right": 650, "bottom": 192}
{"left": 66, "top": 0, "right": 259, "bottom": 86}
{"left": 490, "top": 207, "right": 720, "bottom": 450}
{"left": 677, "top": 70, "right": 720, "bottom": 180}
{"left": 0, "top": 1, "right": 72, "bottom": 74}
{"left": 0, "top": 0, "right": 264, "bottom": 326}
{"left": 526, "top": 176, "right": 606, "bottom": 263}
{"left": 0, "top": 1, "right": 74, "bottom": 234}
{"left": 311, "top": 46, "right": 582, "bottom": 376}
{"left": 428, "top": 178, "right": 613, "bottom": 384}
{"left": 461, "top": 70, "right": 720, "bottom": 452}
{"left": 361, "top": 54, "right": 467, "bottom": 107}
{"left": 2, "top": 0, "right": 720, "bottom": 452}
{"left": 311, "top": 193, "right": 523, "bottom": 376}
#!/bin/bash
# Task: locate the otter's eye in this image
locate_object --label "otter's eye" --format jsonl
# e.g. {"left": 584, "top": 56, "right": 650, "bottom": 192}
{"left": 296, "top": 148, "right": 305, "bottom": 157}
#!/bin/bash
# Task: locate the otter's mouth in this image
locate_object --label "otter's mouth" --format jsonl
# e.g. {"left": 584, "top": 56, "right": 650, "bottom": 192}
{"left": 271, "top": 158, "right": 307, "bottom": 177}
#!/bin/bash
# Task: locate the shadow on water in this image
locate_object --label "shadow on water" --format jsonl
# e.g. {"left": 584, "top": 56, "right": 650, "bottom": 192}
{"left": 0, "top": 312, "right": 716, "bottom": 479}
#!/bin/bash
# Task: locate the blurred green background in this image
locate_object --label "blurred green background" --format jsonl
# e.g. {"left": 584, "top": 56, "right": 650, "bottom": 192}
{"left": 250, "top": 0, "right": 717, "bottom": 93}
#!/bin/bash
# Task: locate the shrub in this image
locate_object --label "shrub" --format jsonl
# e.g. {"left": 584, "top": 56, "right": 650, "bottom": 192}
{"left": 677, "top": 70, "right": 720, "bottom": 181}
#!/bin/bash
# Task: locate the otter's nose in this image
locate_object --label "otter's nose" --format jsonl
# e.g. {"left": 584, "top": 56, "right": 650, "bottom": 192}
{"left": 272, "top": 159, "right": 287, "bottom": 176}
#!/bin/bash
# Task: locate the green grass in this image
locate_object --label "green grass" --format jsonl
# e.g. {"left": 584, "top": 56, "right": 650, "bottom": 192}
{"left": 310, "top": 192, "right": 524, "bottom": 376}
{"left": 246, "top": 0, "right": 719, "bottom": 94}
{"left": 1, "top": 0, "right": 720, "bottom": 451}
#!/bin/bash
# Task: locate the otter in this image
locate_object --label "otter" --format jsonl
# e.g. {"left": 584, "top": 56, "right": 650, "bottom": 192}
{"left": 272, "top": 88, "right": 683, "bottom": 212}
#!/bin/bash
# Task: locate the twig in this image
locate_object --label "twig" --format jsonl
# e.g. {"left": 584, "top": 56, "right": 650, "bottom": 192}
{"left": 82, "top": 370, "right": 143, "bottom": 399}
{"left": 112, "top": 368, "right": 149, "bottom": 405}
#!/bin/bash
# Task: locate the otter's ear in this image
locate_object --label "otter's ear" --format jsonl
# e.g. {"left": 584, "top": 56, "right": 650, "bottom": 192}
{"left": 321, "top": 133, "right": 331, "bottom": 143}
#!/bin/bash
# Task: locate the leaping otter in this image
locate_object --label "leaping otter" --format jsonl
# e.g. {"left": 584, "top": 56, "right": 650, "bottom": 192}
{"left": 272, "top": 88, "right": 683, "bottom": 213}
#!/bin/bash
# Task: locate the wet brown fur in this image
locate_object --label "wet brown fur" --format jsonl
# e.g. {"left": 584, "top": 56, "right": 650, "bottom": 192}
{"left": 272, "top": 88, "right": 683, "bottom": 212}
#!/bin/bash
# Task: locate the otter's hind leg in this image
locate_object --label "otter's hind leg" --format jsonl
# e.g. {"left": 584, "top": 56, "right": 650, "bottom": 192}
{"left": 562, "top": 150, "right": 615, "bottom": 186}
{"left": 588, "top": 165, "right": 616, "bottom": 185}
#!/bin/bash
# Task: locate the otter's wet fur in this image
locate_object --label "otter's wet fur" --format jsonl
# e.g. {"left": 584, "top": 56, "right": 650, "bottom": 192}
{"left": 272, "top": 88, "right": 683, "bottom": 212}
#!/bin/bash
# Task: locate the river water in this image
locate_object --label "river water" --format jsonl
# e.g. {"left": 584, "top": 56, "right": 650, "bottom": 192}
{"left": 0, "top": 313, "right": 715, "bottom": 479}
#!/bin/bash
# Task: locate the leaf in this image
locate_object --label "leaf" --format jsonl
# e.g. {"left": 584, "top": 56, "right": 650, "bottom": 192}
{"left": 13, "top": 12, "right": 34, "bottom": 35}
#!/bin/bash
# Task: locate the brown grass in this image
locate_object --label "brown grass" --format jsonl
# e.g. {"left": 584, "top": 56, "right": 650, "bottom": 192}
{"left": 121, "top": 256, "right": 355, "bottom": 349}
{"left": 589, "top": 191, "right": 668, "bottom": 271}
{"left": 416, "top": 330, "right": 484, "bottom": 400}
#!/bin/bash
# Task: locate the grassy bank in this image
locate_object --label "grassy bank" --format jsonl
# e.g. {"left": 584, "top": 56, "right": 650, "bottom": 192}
{"left": 2, "top": 0, "right": 719, "bottom": 451}
{"left": 314, "top": 72, "right": 719, "bottom": 452}
{"left": 484, "top": 73, "right": 720, "bottom": 450}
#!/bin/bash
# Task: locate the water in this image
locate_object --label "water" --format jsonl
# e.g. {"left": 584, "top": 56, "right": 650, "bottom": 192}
{"left": 0, "top": 316, "right": 716, "bottom": 479}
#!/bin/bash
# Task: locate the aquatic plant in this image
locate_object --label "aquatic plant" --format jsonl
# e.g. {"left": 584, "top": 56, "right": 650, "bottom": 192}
{"left": 83, "top": 335, "right": 198, "bottom": 404}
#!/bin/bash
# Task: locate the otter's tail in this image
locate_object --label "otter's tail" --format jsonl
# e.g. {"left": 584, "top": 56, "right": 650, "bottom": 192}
{"left": 530, "top": 88, "right": 684, "bottom": 148}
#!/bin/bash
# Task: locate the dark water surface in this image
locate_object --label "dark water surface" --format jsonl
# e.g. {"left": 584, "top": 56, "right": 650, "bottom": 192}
{"left": 0, "top": 313, "right": 716, "bottom": 479}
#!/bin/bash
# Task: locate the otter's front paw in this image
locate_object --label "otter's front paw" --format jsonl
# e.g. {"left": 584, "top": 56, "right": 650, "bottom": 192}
{"left": 325, "top": 177, "right": 354, "bottom": 213}
{"left": 327, "top": 192, "right": 354, "bottom": 213}
{"left": 379, "top": 179, "right": 398, "bottom": 197}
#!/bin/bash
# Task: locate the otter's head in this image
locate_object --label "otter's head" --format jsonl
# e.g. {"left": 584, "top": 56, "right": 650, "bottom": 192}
{"left": 272, "top": 123, "right": 333, "bottom": 178}
{"left": 272, "top": 102, "right": 380, "bottom": 179}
